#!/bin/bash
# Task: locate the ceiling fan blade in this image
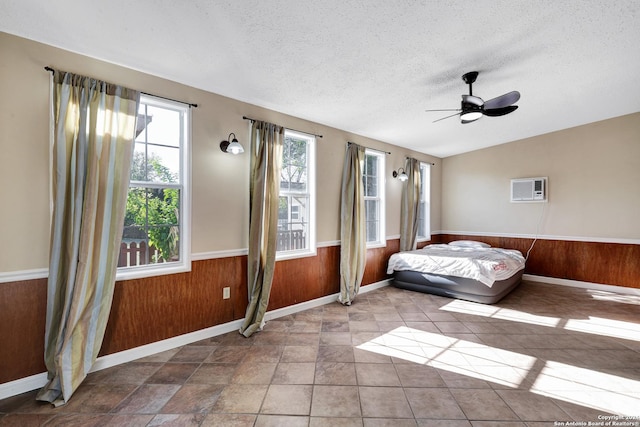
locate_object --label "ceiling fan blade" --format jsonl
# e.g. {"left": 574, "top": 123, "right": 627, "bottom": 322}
{"left": 484, "top": 91, "right": 520, "bottom": 109}
{"left": 483, "top": 105, "right": 518, "bottom": 117}
{"left": 462, "top": 95, "right": 484, "bottom": 106}
{"left": 432, "top": 111, "right": 461, "bottom": 123}
{"left": 425, "top": 108, "right": 461, "bottom": 112}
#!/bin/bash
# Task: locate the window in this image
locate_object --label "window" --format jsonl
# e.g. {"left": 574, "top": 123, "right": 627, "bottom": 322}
{"left": 118, "top": 95, "right": 191, "bottom": 279}
{"left": 364, "top": 150, "right": 386, "bottom": 247}
{"left": 417, "top": 162, "right": 431, "bottom": 240}
{"left": 276, "top": 130, "right": 316, "bottom": 259}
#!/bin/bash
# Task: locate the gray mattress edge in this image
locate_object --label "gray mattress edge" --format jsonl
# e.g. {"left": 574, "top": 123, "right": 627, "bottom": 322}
{"left": 391, "top": 269, "right": 524, "bottom": 304}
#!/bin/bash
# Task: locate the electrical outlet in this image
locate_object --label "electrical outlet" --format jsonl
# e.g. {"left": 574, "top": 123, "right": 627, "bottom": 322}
{"left": 223, "top": 287, "right": 230, "bottom": 299}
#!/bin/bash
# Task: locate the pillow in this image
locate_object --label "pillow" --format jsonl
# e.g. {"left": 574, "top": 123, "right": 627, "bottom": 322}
{"left": 448, "top": 240, "right": 491, "bottom": 248}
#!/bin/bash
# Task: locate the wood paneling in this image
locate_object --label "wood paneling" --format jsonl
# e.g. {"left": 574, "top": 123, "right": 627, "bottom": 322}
{"left": 100, "top": 256, "right": 247, "bottom": 355}
{"left": 5, "top": 235, "right": 636, "bottom": 385}
{"left": 439, "top": 234, "right": 640, "bottom": 289}
{"left": 362, "top": 239, "right": 400, "bottom": 286}
{"left": 0, "top": 278, "right": 47, "bottom": 383}
{"left": 269, "top": 246, "right": 340, "bottom": 311}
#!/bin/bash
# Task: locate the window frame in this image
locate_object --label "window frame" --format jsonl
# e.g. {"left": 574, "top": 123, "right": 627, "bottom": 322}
{"left": 364, "top": 149, "right": 386, "bottom": 249}
{"left": 116, "top": 94, "right": 192, "bottom": 281}
{"left": 275, "top": 129, "right": 316, "bottom": 261}
{"left": 416, "top": 162, "right": 431, "bottom": 242}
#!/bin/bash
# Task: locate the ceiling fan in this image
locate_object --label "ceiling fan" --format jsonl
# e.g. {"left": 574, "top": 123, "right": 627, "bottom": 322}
{"left": 426, "top": 71, "right": 520, "bottom": 124}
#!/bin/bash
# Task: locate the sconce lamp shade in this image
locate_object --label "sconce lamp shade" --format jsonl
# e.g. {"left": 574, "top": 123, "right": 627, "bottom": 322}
{"left": 392, "top": 168, "right": 409, "bottom": 181}
{"left": 220, "top": 133, "right": 244, "bottom": 154}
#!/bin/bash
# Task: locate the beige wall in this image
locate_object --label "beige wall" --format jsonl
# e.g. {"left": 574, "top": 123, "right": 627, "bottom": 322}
{"left": 442, "top": 113, "right": 640, "bottom": 240}
{"left": 0, "top": 32, "right": 441, "bottom": 273}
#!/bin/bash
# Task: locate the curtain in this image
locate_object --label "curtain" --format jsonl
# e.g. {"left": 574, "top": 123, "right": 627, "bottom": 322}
{"left": 399, "top": 158, "right": 422, "bottom": 252}
{"left": 339, "top": 143, "right": 366, "bottom": 305}
{"left": 240, "top": 121, "right": 284, "bottom": 337}
{"left": 37, "top": 71, "right": 139, "bottom": 406}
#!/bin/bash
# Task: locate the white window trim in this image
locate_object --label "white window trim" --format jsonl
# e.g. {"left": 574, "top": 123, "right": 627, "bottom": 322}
{"left": 416, "top": 162, "right": 431, "bottom": 242}
{"left": 365, "top": 149, "right": 386, "bottom": 249}
{"left": 116, "top": 95, "right": 192, "bottom": 281}
{"left": 276, "top": 129, "right": 316, "bottom": 261}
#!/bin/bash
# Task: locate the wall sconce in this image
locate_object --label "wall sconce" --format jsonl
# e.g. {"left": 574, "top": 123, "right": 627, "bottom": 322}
{"left": 392, "top": 168, "right": 408, "bottom": 181}
{"left": 220, "top": 133, "right": 244, "bottom": 155}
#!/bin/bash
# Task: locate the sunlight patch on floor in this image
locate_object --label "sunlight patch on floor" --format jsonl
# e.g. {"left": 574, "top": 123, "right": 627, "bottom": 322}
{"left": 439, "top": 298, "right": 640, "bottom": 342}
{"left": 588, "top": 290, "right": 640, "bottom": 305}
{"left": 531, "top": 360, "right": 640, "bottom": 416}
{"left": 439, "top": 299, "right": 562, "bottom": 327}
{"left": 565, "top": 317, "right": 640, "bottom": 342}
{"left": 357, "top": 326, "right": 536, "bottom": 388}
{"left": 358, "top": 326, "right": 640, "bottom": 415}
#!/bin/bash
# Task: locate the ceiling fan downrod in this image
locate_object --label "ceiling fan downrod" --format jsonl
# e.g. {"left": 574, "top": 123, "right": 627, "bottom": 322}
{"left": 462, "top": 71, "right": 478, "bottom": 96}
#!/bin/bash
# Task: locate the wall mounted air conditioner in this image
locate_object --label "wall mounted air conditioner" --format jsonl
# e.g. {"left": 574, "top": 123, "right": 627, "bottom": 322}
{"left": 510, "top": 177, "right": 547, "bottom": 202}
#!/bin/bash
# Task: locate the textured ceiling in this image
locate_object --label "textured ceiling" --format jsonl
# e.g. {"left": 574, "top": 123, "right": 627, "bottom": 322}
{"left": 2, "top": 0, "right": 639, "bottom": 157}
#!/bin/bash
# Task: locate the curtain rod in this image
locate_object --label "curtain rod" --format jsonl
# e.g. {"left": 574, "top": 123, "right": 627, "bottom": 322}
{"left": 243, "top": 116, "right": 323, "bottom": 138}
{"left": 348, "top": 141, "right": 390, "bottom": 155}
{"left": 44, "top": 66, "right": 198, "bottom": 108}
{"left": 405, "top": 156, "right": 435, "bottom": 166}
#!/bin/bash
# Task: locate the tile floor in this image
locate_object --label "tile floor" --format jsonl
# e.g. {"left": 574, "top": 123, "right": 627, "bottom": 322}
{"left": 1, "top": 280, "right": 640, "bottom": 426}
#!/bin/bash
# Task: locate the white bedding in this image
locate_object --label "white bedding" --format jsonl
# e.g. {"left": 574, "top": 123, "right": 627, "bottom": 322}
{"left": 386, "top": 244, "right": 525, "bottom": 287}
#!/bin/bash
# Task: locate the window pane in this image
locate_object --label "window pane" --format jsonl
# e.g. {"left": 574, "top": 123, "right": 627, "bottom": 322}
{"left": 146, "top": 145, "right": 180, "bottom": 183}
{"left": 365, "top": 199, "right": 378, "bottom": 221}
{"left": 282, "top": 137, "right": 308, "bottom": 192}
{"left": 130, "top": 147, "right": 148, "bottom": 181}
{"left": 363, "top": 154, "right": 379, "bottom": 197}
{"left": 278, "top": 196, "right": 289, "bottom": 222}
{"left": 133, "top": 101, "right": 181, "bottom": 184}
{"left": 366, "top": 220, "right": 378, "bottom": 242}
{"left": 122, "top": 187, "right": 180, "bottom": 266}
{"left": 130, "top": 145, "right": 179, "bottom": 183}
{"left": 280, "top": 166, "right": 291, "bottom": 192}
{"left": 365, "top": 176, "right": 378, "bottom": 197}
{"left": 276, "top": 195, "right": 308, "bottom": 252}
{"left": 417, "top": 163, "right": 430, "bottom": 239}
{"left": 290, "top": 166, "right": 307, "bottom": 192}
{"left": 135, "top": 110, "right": 152, "bottom": 142}
{"left": 120, "top": 225, "right": 152, "bottom": 266}
{"left": 365, "top": 154, "right": 377, "bottom": 176}
{"left": 143, "top": 105, "right": 181, "bottom": 147}
{"left": 417, "top": 203, "right": 425, "bottom": 238}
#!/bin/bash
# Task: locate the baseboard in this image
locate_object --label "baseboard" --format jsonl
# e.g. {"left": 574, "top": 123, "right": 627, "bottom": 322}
{"left": 0, "top": 279, "right": 391, "bottom": 400}
{"left": 264, "top": 278, "right": 390, "bottom": 321}
{"left": 523, "top": 274, "right": 640, "bottom": 296}
{"left": 0, "top": 373, "right": 49, "bottom": 401}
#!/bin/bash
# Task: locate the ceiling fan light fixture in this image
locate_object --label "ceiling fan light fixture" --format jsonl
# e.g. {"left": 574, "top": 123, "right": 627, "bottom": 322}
{"left": 427, "top": 71, "right": 520, "bottom": 125}
{"left": 460, "top": 111, "right": 483, "bottom": 122}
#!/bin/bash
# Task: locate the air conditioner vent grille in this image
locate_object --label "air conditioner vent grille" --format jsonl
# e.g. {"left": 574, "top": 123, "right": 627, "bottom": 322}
{"left": 511, "top": 177, "right": 547, "bottom": 202}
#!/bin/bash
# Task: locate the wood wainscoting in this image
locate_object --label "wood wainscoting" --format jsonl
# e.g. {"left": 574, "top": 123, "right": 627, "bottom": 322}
{"left": 0, "top": 278, "right": 47, "bottom": 384}
{"left": 438, "top": 234, "right": 640, "bottom": 289}
{"left": 0, "top": 241, "right": 403, "bottom": 384}
{"left": 2, "top": 235, "right": 637, "bottom": 385}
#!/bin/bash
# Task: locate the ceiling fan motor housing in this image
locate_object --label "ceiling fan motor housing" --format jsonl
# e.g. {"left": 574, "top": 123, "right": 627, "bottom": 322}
{"left": 461, "top": 100, "right": 482, "bottom": 112}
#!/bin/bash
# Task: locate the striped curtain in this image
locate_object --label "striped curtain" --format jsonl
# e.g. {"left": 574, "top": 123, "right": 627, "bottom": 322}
{"left": 240, "top": 120, "right": 284, "bottom": 337}
{"left": 339, "top": 143, "right": 366, "bottom": 305}
{"left": 37, "top": 70, "right": 139, "bottom": 406}
{"left": 399, "top": 158, "right": 422, "bottom": 252}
